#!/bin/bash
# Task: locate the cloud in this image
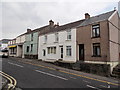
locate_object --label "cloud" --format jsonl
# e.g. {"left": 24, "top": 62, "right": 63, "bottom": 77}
{"left": 0, "top": 0, "right": 119, "bottom": 39}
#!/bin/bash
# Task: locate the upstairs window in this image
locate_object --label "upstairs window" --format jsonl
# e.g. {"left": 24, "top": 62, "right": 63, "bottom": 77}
{"left": 92, "top": 24, "right": 100, "bottom": 38}
{"left": 44, "top": 35, "right": 47, "bottom": 43}
{"left": 93, "top": 43, "right": 101, "bottom": 57}
{"left": 55, "top": 33, "right": 59, "bottom": 42}
{"left": 31, "top": 33, "right": 33, "bottom": 41}
{"left": 67, "top": 30, "right": 71, "bottom": 40}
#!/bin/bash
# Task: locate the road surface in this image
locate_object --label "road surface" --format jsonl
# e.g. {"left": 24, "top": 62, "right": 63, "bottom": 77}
{"left": 1, "top": 57, "right": 120, "bottom": 89}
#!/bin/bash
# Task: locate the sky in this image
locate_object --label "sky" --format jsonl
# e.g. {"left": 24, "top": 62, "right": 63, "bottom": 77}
{"left": 0, "top": 0, "right": 119, "bottom": 40}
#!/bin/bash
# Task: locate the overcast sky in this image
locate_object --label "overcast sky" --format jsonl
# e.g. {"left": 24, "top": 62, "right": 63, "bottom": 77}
{"left": 0, "top": 0, "right": 119, "bottom": 40}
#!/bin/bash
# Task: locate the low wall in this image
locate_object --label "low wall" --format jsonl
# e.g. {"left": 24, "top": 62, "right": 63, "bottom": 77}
{"left": 24, "top": 54, "right": 38, "bottom": 59}
{"left": 79, "top": 63, "right": 111, "bottom": 77}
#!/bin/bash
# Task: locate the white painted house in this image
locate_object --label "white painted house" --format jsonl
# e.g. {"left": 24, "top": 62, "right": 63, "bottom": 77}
{"left": 38, "top": 20, "right": 84, "bottom": 63}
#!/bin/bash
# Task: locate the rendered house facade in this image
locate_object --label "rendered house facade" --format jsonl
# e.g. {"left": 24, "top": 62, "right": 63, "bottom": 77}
{"left": 16, "top": 34, "right": 26, "bottom": 58}
{"left": 24, "top": 29, "right": 39, "bottom": 59}
{"left": 24, "top": 25, "right": 48, "bottom": 59}
{"left": 76, "top": 10, "right": 120, "bottom": 73}
{"left": 38, "top": 20, "right": 84, "bottom": 63}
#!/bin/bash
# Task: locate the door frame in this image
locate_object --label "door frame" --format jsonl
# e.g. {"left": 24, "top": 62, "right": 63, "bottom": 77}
{"left": 79, "top": 44, "right": 84, "bottom": 61}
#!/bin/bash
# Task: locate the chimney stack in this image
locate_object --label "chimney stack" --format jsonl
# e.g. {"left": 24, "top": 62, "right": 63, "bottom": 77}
{"left": 85, "top": 13, "right": 90, "bottom": 19}
{"left": 27, "top": 28, "right": 31, "bottom": 33}
{"left": 49, "top": 20, "right": 54, "bottom": 27}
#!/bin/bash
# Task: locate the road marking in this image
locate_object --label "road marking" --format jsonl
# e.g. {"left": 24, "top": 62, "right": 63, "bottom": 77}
{"left": 87, "top": 85, "right": 101, "bottom": 90}
{"left": 35, "top": 70, "right": 68, "bottom": 80}
{"left": 0, "top": 71, "right": 17, "bottom": 89}
{"left": 83, "top": 80, "right": 91, "bottom": 83}
{"left": 18, "top": 60, "right": 120, "bottom": 86}
{"left": 69, "top": 76, "right": 76, "bottom": 79}
{"left": 100, "top": 85, "right": 109, "bottom": 88}
{"left": 8, "top": 62, "right": 23, "bottom": 68}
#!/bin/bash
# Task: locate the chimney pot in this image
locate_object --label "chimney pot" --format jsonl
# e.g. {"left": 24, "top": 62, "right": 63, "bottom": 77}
{"left": 85, "top": 13, "right": 90, "bottom": 19}
{"left": 49, "top": 20, "right": 54, "bottom": 27}
{"left": 27, "top": 28, "right": 31, "bottom": 32}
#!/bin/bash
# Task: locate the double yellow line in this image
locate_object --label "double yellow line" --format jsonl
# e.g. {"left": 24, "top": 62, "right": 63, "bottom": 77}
{"left": 19, "top": 60, "right": 120, "bottom": 86}
{"left": 0, "top": 71, "right": 17, "bottom": 90}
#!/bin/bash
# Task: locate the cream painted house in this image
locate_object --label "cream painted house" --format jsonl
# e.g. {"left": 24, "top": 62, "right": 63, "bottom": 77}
{"left": 16, "top": 34, "right": 26, "bottom": 58}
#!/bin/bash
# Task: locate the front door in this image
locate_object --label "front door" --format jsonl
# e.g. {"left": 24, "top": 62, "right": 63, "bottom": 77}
{"left": 79, "top": 44, "right": 84, "bottom": 61}
{"left": 60, "top": 46, "right": 63, "bottom": 59}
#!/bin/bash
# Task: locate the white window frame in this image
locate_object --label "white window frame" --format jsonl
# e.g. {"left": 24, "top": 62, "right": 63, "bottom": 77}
{"left": 55, "top": 33, "right": 59, "bottom": 42}
{"left": 66, "top": 46, "right": 72, "bottom": 56}
{"left": 92, "top": 24, "right": 100, "bottom": 38}
{"left": 67, "top": 30, "right": 71, "bottom": 40}
{"left": 44, "top": 35, "right": 47, "bottom": 43}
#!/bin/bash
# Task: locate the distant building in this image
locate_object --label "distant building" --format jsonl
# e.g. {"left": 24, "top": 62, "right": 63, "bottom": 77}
{"left": 0, "top": 39, "right": 11, "bottom": 50}
{"left": 8, "top": 39, "right": 17, "bottom": 57}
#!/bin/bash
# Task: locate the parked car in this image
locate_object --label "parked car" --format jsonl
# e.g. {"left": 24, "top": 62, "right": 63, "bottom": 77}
{"left": 0, "top": 49, "right": 8, "bottom": 58}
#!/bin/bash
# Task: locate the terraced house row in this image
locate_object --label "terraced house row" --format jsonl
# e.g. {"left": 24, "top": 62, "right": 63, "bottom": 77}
{"left": 8, "top": 10, "right": 120, "bottom": 75}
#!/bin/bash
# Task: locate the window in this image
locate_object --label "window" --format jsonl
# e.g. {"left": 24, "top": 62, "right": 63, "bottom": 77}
{"left": 92, "top": 24, "right": 100, "bottom": 38}
{"left": 43, "top": 49, "right": 46, "bottom": 56}
{"left": 66, "top": 46, "right": 72, "bottom": 56}
{"left": 31, "top": 44, "right": 33, "bottom": 52}
{"left": 53, "top": 47, "right": 56, "bottom": 54}
{"left": 31, "top": 33, "right": 33, "bottom": 41}
{"left": 26, "top": 46, "right": 29, "bottom": 53}
{"left": 48, "top": 47, "right": 50, "bottom": 54}
{"left": 55, "top": 33, "right": 59, "bottom": 42}
{"left": 67, "top": 30, "right": 71, "bottom": 40}
{"left": 93, "top": 43, "right": 101, "bottom": 57}
{"left": 44, "top": 35, "right": 47, "bottom": 43}
{"left": 47, "top": 47, "right": 56, "bottom": 54}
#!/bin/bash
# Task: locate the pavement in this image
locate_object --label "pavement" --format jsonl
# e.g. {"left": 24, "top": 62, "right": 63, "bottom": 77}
{"left": 2, "top": 57, "right": 120, "bottom": 89}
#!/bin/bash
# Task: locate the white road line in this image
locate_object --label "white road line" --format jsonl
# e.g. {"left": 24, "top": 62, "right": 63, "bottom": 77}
{"left": 69, "top": 76, "right": 76, "bottom": 79}
{"left": 83, "top": 80, "right": 91, "bottom": 83}
{"left": 35, "top": 70, "right": 68, "bottom": 80}
{"left": 8, "top": 62, "right": 23, "bottom": 68}
{"left": 100, "top": 85, "right": 108, "bottom": 88}
{"left": 87, "top": 85, "right": 101, "bottom": 90}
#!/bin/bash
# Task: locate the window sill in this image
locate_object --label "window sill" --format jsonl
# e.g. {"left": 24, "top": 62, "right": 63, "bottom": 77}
{"left": 92, "top": 55, "right": 101, "bottom": 57}
{"left": 91, "top": 36, "right": 100, "bottom": 39}
{"left": 43, "top": 42, "right": 47, "bottom": 44}
{"left": 54, "top": 41, "right": 58, "bottom": 43}
{"left": 66, "top": 55, "right": 72, "bottom": 57}
{"left": 66, "top": 39, "right": 71, "bottom": 41}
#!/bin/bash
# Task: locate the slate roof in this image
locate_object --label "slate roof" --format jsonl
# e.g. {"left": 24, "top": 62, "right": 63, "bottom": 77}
{"left": 39, "top": 10, "right": 115, "bottom": 35}
{"left": 78, "top": 10, "right": 115, "bottom": 27}
{"left": 39, "top": 19, "right": 85, "bottom": 35}
{"left": 0, "top": 39, "right": 11, "bottom": 44}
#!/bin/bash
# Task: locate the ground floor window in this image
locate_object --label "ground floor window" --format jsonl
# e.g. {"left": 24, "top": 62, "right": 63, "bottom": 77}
{"left": 26, "top": 46, "right": 29, "bottom": 53}
{"left": 93, "top": 43, "right": 101, "bottom": 57}
{"left": 47, "top": 47, "right": 56, "bottom": 54}
{"left": 66, "top": 46, "right": 72, "bottom": 56}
